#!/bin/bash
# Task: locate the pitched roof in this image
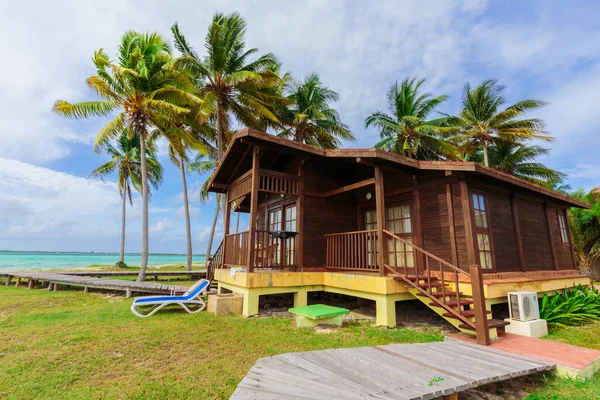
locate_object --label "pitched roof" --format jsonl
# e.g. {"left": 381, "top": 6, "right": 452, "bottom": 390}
{"left": 209, "top": 128, "right": 589, "bottom": 209}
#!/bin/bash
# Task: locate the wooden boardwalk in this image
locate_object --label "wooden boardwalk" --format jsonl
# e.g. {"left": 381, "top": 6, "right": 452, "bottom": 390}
{"left": 231, "top": 341, "right": 555, "bottom": 400}
{"left": 3, "top": 271, "right": 188, "bottom": 297}
{"left": 0, "top": 270, "right": 205, "bottom": 279}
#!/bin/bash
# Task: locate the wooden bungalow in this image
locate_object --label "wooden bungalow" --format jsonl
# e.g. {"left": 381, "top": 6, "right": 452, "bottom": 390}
{"left": 207, "top": 128, "right": 590, "bottom": 344}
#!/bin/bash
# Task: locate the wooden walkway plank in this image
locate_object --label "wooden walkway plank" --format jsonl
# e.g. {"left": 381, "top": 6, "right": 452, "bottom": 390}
{"left": 232, "top": 342, "right": 556, "bottom": 400}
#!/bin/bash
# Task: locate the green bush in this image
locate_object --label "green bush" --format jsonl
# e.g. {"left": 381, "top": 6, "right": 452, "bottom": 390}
{"left": 115, "top": 261, "right": 128, "bottom": 268}
{"left": 540, "top": 285, "right": 600, "bottom": 327}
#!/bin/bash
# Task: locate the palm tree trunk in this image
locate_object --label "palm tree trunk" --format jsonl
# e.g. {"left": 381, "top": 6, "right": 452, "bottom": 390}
{"left": 137, "top": 127, "right": 149, "bottom": 282}
{"left": 482, "top": 142, "right": 490, "bottom": 167}
{"left": 205, "top": 194, "right": 220, "bottom": 261}
{"left": 180, "top": 157, "right": 193, "bottom": 272}
{"left": 235, "top": 212, "right": 240, "bottom": 232}
{"left": 120, "top": 185, "right": 126, "bottom": 264}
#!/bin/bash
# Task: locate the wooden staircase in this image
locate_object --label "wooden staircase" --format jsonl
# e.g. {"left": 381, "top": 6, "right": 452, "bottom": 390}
{"left": 383, "top": 230, "right": 509, "bottom": 344}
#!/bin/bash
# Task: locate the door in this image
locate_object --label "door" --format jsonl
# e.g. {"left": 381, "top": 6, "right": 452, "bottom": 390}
{"left": 363, "top": 203, "right": 414, "bottom": 269}
{"left": 268, "top": 208, "right": 283, "bottom": 266}
{"left": 385, "top": 204, "right": 414, "bottom": 269}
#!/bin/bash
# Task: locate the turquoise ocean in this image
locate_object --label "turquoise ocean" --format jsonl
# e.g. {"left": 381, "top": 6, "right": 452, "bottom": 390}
{"left": 0, "top": 251, "right": 206, "bottom": 272}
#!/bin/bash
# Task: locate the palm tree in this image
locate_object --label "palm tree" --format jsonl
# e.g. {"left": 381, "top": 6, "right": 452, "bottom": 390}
{"left": 149, "top": 106, "right": 216, "bottom": 273}
{"left": 275, "top": 73, "right": 353, "bottom": 148}
{"left": 89, "top": 131, "right": 163, "bottom": 266}
{"left": 365, "top": 78, "right": 458, "bottom": 160}
{"left": 172, "top": 14, "right": 281, "bottom": 257}
{"left": 569, "top": 189, "right": 600, "bottom": 278}
{"left": 452, "top": 79, "right": 551, "bottom": 166}
{"left": 53, "top": 32, "right": 200, "bottom": 281}
{"left": 471, "top": 139, "right": 565, "bottom": 185}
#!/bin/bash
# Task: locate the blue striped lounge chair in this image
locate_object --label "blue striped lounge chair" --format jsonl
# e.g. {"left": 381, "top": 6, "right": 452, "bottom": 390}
{"left": 130, "top": 279, "right": 210, "bottom": 318}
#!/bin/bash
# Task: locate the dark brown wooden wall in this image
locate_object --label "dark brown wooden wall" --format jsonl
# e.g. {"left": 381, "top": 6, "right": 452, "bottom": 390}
{"left": 420, "top": 183, "right": 455, "bottom": 266}
{"left": 516, "top": 197, "right": 555, "bottom": 271}
{"left": 486, "top": 190, "right": 520, "bottom": 272}
{"left": 548, "top": 206, "right": 576, "bottom": 270}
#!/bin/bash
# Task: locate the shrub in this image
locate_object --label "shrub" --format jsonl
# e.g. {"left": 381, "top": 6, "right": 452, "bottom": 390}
{"left": 540, "top": 285, "right": 600, "bottom": 327}
{"left": 115, "top": 261, "right": 128, "bottom": 268}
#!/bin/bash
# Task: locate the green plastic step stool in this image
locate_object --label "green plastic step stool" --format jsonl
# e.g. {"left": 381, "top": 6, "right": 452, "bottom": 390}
{"left": 288, "top": 304, "right": 349, "bottom": 328}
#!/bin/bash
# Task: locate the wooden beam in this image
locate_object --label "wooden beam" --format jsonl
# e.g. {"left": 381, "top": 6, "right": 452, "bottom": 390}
{"left": 211, "top": 183, "right": 228, "bottom": 191}
{"left": 445, "top": 183, "right": 459, "bottom": 266}
{"left": 413, "top": 184, "right": 424, "bottom": 273}
{"left": 227, "top": 144, "right": 252, "bottom": 183}
{"left": 374, "top": 166, "right": 386, "bottom": 276}
{"left": 247, "top": 146, "right": 261, "bottom": 272}
{"left": 460, "top": 180, "right": 477, "bottom": 265}
{"left": 322, "top": 178, "right": 375, "bottom": 197}
{"left": 510, "top": 193, "right": 526, "bottom": 272}
{"left": 296, "top": 162, "right": 305, "bottom": 271}
{"left": 223, "top": 191, "right": 231, "bottom": 236}
{"left": 469, "top": 264, "right": 490, "bottom": 346}
{"left": 544, "top": 202, "right": 559, "bottom": 271}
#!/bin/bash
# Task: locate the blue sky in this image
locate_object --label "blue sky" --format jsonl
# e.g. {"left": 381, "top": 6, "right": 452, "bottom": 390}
{"left": 0, "top": 0, "right": 599, "bottom": 254}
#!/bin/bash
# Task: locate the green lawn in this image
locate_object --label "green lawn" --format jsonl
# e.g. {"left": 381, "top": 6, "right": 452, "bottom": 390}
{"left": 0, "top": 285, "right": 442, "bottom": 399}
{"left": 2, "top": 279, "right": 600, "bottom": 399}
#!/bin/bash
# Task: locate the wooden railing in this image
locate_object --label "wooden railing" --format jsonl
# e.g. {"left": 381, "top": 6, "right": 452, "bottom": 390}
{"left": 325, "top": 230, "right": 379, "bottom": 270}
{"left": 383, "top": 229, "right": 478, "bottom": 330}
{"left": 228, "top": 171, "right": 252, "bottom": 202}
{"left": 258, "top": 169, "right": 299, "bottom": 196}
{"left": 223, "top": 231, "right": 249, "bottom": 267}
{"left": 206, "top": 239, "right": 223, "bottom": 281}
{"left": 219, "top": 230, "right": 297, "bottom": 269}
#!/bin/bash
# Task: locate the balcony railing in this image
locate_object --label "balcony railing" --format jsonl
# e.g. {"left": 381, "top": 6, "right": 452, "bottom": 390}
{"left": 324, "top": 230, "right": 379, "bottom": 270}
{"left": 220, "top": 229, "right": 297, "bottom": 269}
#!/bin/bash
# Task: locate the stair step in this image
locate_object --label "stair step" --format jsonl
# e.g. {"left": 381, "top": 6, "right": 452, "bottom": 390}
{"left": 459, "top": 319, "right": 511, "bottom": 331}
{"left": 430, "top": 299, "right": 473, "bottom": 307}
{"left": 417, "top": 282, "right": 447, "bottom": 289}
{"left": 418, "top": 291, "right": 461, "bottom": 298}
{"left": 406, "top": 275, "right": 439, "bottom": 281}
{"left": 442, "top": 310, "right": 492, "bottom": 319}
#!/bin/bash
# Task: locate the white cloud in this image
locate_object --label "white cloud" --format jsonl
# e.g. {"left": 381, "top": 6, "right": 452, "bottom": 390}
{"left": 0, "top": 157, "right": 121, "bottom": 240}
{"left": 175, "top": 205, "right": 199, "bottom": 219}
{"left": 150, "top": 218, "right": 174, "bottom": 233}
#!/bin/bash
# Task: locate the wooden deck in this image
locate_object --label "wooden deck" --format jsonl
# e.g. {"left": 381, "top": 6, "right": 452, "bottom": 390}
{"left": 232, "top": 341, "right": 554, "bottom": 400}
{"left": 3, "top": 271, "right": 188, "bottom": 297}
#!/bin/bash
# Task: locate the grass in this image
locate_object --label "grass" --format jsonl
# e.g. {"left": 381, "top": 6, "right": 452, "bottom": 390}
{"left": 0, "top": 284, "right": 443, "bottom": 399}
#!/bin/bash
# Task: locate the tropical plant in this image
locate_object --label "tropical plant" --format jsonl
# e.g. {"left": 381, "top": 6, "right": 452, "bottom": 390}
{"left": 53, "top": 31, "right": 200, "bottom": 281}
{"left": 450, "top": 79, "right": 551, "bottom": 166}
{"left": 469, "top": 139, "right": 565, "bottom": 185}
{"left": 275, "top": 73, "right": 353, "bottom": 148}
{"left": 365, "top": 78, "right": 458, "bottom": 160}
{"left": 172, "top": 14, "right": 281, "bottom": 257}
{"left": 540, "top": 285, "right": 600, "bottom": 327}
{"left": 569, "top": 189, "right": 600, "bottom": 278}
{"left": 89, "top": 131, "right": 163, "bottom": 265}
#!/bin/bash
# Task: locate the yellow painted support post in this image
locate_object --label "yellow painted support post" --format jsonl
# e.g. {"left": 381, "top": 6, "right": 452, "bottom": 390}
{"left": 375, "top": 295, "right": 397, "bottom": 327}
{"left": 242, "top": 290, "right": 260, "bottom": 317}
{"left": 293, "top": 290, "right": 308, "bottom": 308}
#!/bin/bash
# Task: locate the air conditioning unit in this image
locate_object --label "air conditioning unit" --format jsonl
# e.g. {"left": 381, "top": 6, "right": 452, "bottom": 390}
{"left": 508, "top": 292, "right": 540, "bottom": 321}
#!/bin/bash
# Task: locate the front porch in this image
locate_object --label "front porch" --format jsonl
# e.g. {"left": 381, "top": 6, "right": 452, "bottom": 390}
{"left": 214, "top": 268, "right": 589, "bottom": 328}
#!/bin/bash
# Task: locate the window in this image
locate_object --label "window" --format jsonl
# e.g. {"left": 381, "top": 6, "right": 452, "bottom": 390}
{"left": 558, "top": 213, "right": 569, "bottom": 244}
{"left": 364, "top": 209, "right": 377, "bottom": 231}
{"left": 472, "top": 192, "right": 493, "bottom": 269}
{"left": 284, "top": 205, "right": 297, "bottom": 264}
{"left": 268, "top": 209, "right": 282, "bottom": 265}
